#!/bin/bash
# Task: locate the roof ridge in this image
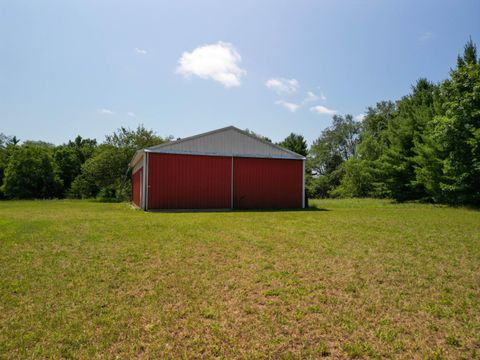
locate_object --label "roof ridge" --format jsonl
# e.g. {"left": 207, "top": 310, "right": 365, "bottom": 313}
{"left": 147, "top": 126, "right": 236, "bottom": 150}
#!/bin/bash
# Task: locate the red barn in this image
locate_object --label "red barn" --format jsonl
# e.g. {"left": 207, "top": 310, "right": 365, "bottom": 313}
{"left": 129, "top": 126, "right": 306, "bottom": 210}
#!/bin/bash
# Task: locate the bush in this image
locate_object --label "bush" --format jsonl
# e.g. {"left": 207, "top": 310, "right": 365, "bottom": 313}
{"left": 96, "top": 186, "right": 120, "bottom": 202}
{"left": 331, "top": 157, "right": 373, "bottom": 197}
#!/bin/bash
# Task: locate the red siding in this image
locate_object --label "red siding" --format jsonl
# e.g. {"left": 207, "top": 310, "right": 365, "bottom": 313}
{"left": 234, "top": 158, "right": 303, "bottom": 209}
{"left": 132, "top": 167, "right": 143, "bottom": 207}
{"left": 148, "top": 153, "right": 232, "bottom": 209}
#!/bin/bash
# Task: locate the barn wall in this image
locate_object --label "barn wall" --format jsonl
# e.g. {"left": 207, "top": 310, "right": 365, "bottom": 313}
{"left": 148, "top": 153, "right": 232, "bottom": 209}
{"left": 131, "top": 167, "right": 143, "bottom": 207}
{"left": 233, "top": 158, "right": 303, "bottom": 209}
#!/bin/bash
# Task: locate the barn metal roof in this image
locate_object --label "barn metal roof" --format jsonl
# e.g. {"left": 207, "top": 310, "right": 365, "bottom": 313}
{"left": 129, "top": 126, "right": 305, "bottom": 168}
{"left": 151, "top": 126, "right": 304, "bottom": 157}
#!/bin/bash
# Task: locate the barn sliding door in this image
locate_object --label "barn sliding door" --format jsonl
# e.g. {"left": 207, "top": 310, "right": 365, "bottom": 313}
{"left": 148, "top": 153, "right": 232, "bottom": 209}
{"left": 233, "top": 158, "right": 303, "bottom": 209}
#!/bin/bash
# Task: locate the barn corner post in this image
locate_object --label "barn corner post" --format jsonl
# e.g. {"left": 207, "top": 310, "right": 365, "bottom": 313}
{"left": 142, "top": 151, "right": 149, "bottom": 211}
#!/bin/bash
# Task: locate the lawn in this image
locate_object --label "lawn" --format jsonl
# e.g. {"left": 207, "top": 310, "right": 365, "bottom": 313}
{"left": 0, "top": 199, "right": 479, "bottom": 359}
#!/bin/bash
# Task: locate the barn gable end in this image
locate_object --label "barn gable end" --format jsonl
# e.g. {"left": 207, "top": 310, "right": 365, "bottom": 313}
{"left": 146, "top": 126, "right": 304, "bottom": 160}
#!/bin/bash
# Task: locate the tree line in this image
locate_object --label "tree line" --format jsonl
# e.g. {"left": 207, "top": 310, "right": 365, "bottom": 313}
{"left": 0, "top": 40, "right": 478, "bottom": 205}
{"left": 0, "top": 128, "right": 171, "bottom": 201}
{"left": 306, "top": 40, "right": 479, "bottom": 206}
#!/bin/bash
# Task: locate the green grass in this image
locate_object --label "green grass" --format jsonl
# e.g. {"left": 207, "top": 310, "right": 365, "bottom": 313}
{"left": 0, "top": 199, "right": 479, "bottom": 359}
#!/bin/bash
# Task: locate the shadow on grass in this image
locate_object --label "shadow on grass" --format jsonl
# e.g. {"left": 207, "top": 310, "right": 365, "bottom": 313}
{"left": 146, "top": 206, "right": 328, "bottom": 214}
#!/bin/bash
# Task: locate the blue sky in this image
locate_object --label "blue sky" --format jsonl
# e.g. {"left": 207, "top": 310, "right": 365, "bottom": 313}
{"left": 1, "top": 0, "right": 479, "bottom": 146}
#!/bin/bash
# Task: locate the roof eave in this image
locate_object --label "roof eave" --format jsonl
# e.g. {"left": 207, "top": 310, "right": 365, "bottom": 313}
{"left": 144, "top": 148, "right": 305, "bottom": 160}
{"left": 129, "top": 149, "right": 145, "bottom": 169}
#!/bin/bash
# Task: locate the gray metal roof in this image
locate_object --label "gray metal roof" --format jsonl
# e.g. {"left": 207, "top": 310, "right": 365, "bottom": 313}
{"left": 145, "top": 126, "right": 305, "bottom": 160}
{"left": 129, "top": 126, "right": 305, "bottom": 168}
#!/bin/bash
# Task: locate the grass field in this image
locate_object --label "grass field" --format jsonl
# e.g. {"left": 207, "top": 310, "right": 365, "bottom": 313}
{"left": 0, "top": 199, "right": 479, "bottom": 359}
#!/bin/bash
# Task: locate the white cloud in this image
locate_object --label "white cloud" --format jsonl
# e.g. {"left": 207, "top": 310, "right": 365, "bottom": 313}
{"left": 355, "top": 113, "right": 365, "bottom": 121}
{"left": 265, "top": 78, "right": 299, "bottom": 94}
{"left": 98, "top": 108, "right": 114, "bottom": 115}
{"left": 276, "top": 100, "right": 300, "bottom": 112}
{"left": 419, "top": 32, "right": 433, "bottom": 42}
{"left": 127, "top": 112, "right": 136, "bottom": 118}
{"left": 176, "top": 41, "right": 246, "bottom": 87}
{"left": 310, "top": 105, "right": 336, "bottom": 116}
{"left": 135, "top": 47, "right": 147, "bottom": 55}
{"left": 303, "top": 91, "right": 319, "bottom": 103}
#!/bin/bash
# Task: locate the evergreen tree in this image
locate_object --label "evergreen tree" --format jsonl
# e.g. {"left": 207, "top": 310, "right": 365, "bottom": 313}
{"left": 378, "top": 79, "right": 439, "bottom": 201}
{"left": 416, "top": 40, "right": 480, "bottom": 205}
{"left": 278, "top": 133, "right": 308, "bottom": 156}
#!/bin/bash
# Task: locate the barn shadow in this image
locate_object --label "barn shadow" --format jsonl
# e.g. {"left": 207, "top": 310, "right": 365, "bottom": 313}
{"left": 146, "top": 206, "right": 328, "bottom": 214}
